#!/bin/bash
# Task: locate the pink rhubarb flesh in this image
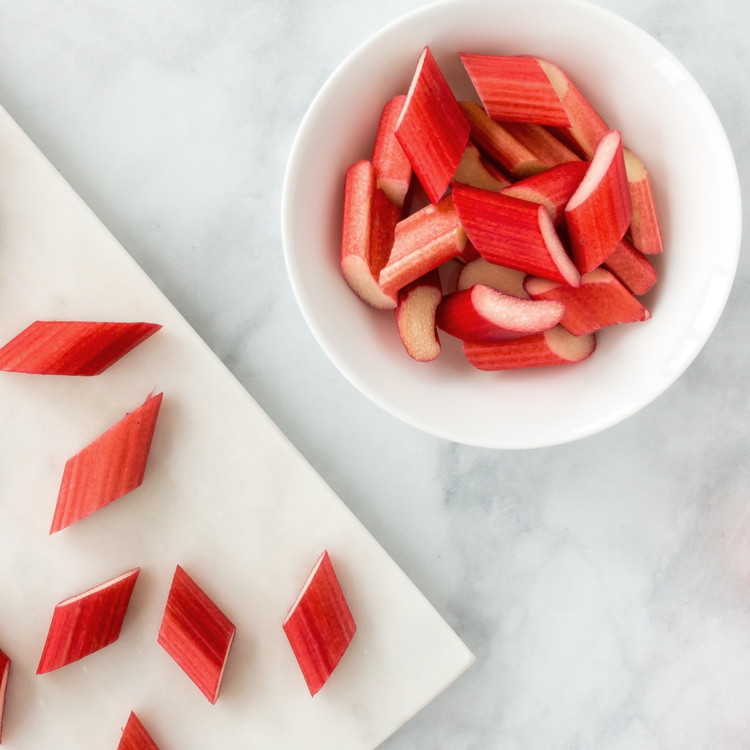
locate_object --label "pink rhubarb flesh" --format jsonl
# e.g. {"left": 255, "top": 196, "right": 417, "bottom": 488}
{"left": 118, "top": 711, "right": 160, "bottom": 750}
{"left": 0, "top": 321, "right": 161, "bottom": 376}
{"left": 457, "top": 258, "right": 528, "bottom": 298}
{"left": 157, "top": 565, "right": 236, "bottom": 704}
{"left": 50, "top": 392, "right": 163, "bottom": 533}
{"left": 395, "top": 270, "right": 443, "bottom": 362}
{"left": 283, "top": 550, "right": 356, "bottom": 696}
{"left": 36, "top": 568, "right": 140, "bottom": 674}
{"left": 623, "top": 148, "right": 664, "bottom": 255}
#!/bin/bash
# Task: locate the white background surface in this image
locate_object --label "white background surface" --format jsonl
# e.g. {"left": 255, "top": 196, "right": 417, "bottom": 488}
{"left": 0, "top": 1, "right": 748, "bottom": 748}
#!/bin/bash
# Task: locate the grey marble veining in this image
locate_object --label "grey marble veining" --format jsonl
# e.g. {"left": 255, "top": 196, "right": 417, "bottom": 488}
{"left": 0, "top": 0, "right": 748, "bottom": 747}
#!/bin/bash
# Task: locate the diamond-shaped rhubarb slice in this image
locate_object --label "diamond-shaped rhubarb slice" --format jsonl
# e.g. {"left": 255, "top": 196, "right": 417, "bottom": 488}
{"left": 283, "top": 550, "right": 356, "bottom": 696}
{"left": 50, "top": 392, "right": 163, "bottom": 533}
{"left": 157, "top": 565, "right": 236, "bottom": 704}
{"left": 37, "top": 568, "right": 140, "bottom": 674}
{"left": 0, "top": 321, "right": 161, "bottom": 375}
{"left": 118, "top": 711, "right": 159, "bottom": 750}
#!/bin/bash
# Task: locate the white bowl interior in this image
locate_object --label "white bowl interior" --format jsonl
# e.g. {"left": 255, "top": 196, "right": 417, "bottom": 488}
{"left": 281, "top": 0, "right": 741, "bottom": 449}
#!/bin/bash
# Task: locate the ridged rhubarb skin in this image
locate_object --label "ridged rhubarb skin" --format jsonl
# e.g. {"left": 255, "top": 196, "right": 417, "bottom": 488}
{"left": 371, "top": 95, "right": 413, "bottom": 208}
{"left": 452, "top": 182, "right": 580, "bottom": 287}
{"left": 436, "top": 284, "right": 563, "bottom": 342}
{"left": 118, "top": 711, "right": 160, "bottom": 750}
{"left": 157, "top": 565, "right": 236, "bottom": 705}
{"left": 460, "top": 53, "right": 571, "bottom": 127}
{"left": 50, "top": 392, "right": 163, "bottom": 534}
{"left": 459, "top": 101, "right": 546, "bottom": 178}
{"left": 565, "top": 130, "right": 633, "bottom": 274}
{"left": 603, "top": 238, "right": 658, "bottom": 296}
{"left": 0, "top": 648, "right": 9, "bottom": 743}
{"left": 524, "top": 268, "right": 651, "bottom": 336}
{"left": 0, "top": 321, "right": 161, "bottom": 376}
{"left": 283, "top": 550, "right": 356, "bottom": 696}
{"left": 395, "top": 46, "right": 470, "bottom": 205}
{"left": 498, "top": 121, "right": 581, "bottom": 169}
{"left": 379, "top": 193, "right": 466, "bottom": 298}
{"left": 395, "top": 270, "right": 443, "bottom": 362}
{"left": 624, "top": 148, "right": 664, "bottom": 255}
{"left": 37, "top": 568, "right": 140, "bottom": 674}
{"left": 462, "top": 326, "right": 596, "bottom": 370}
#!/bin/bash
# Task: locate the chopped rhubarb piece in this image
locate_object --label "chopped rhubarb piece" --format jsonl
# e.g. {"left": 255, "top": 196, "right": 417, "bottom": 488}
{"left": 371, "top": 95, "right": 413, "bottom": 207}
{"left": 0, "top": 321, "right": 161, "bottom": 376}
{"left": 379, "top": 193, "right": 466, "bottom": 298}
{"left": 459, "top": 53, "right": 571, "bottom": 127}
{"left": 603, "top": 238, "right": 658, "bottom": 296}
{"left": 453, "top": 142, "right": 511, "bottom": 191}
{"left": 459, "top": 101, "right": 546, "bottom": 178}
{"left": 501, "top": 161, "right": 588, "bottom": 225}
{"left": 437, "top": 284, "right": 563, "bottom": 342}
{"left": 524, "top": 268, "right": 650, "bottom": 335}
{"left": 157, "top": 565, "right": 236, "bottom": 704}
{"left": 50, "top": 392, "right": 163, "bottom": 534}
{"left": 565, "top": 130, "right": 633, "bottom": 273}
{"left": 395, "top": 46, "right": 470, "bottom": 204}
{"left": 452, "top": 183, "right": 580, "bottom": 287}
{"left": 457, "top": 258, "right": 528, "bottom": 298}
{"left": 498, "top": 121, "right": 581, "bottom": 168}
{"left": 623, "top": 148, "right": 664, "bottom": 255}
{"left": 37, "top": 568, "right": 140, "bottom": 674}
{"left": 537, "top": 58, "right": 610, "bottom": 159}
{"left": 463, "top": 326, "right": 596, "bottom": 370}
{"left": 0, "top": 648, "right": 8, "bottom": 743}
{"left": 395, "top": 270, "right": 443, "bottom": 362}
{"left": 340, "top": 161, "right": 399, "bottom": 310}
{"left": 283, "top": 550, "right": 356, "bottom": 696}
{"left": 118, "top": 711, "right": 159, "bottom": 750}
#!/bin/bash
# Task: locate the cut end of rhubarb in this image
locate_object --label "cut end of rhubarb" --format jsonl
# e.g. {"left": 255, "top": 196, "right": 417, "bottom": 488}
{"left": 544, "top": 325, "right": 597, "bottom": 361}
{"left": 457, "top": 258, "right": 528, "bottom": 298}
{"left": 283, "top": 550, "right": 356, "bottom": 696}
{"left": 396, "top": 272, "right": 442, "bottom": 362}
{"left": 341, "top": 256, "right": 397, "bottom": 310}
{"left": 538, "top": 205, "right": 581, "bottom": 288}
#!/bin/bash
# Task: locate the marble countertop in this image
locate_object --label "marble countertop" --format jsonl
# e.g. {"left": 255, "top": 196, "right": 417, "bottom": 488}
{"left": 0, "top": 0, "right": 747, "bottom": 747}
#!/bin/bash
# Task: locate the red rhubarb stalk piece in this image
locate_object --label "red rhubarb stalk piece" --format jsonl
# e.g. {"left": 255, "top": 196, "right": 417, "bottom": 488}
{"left": 395, "top": 46, "right": 470, "bottom": 204}
{"left": 437, "top": 284, "right": 563, "bottom": 342}
{"left": 0, "top": 321, "right": 161, "bottom": 376}
{"left": 498, "top": 121, "right": 581, "bottom": 168}
{"left": 0, "top": 648, "right": 8, "bottom": 743}
{"left": 157, "top": 565, "right": 236, "bottom": 704}
{"left": 524, "top": 267, "right": 650, "bottom": 335}
{"left": 565, "top": 129, "right": 633, "bottom": 274}
{"left": 501, "top": 161, "right": 588, "bottom": 225}
{"left": 340, "top": 160, "right": 400, "bottom": 310}
{"left": 457, "top": 258, "right": 528, "bottom": 298}
{"left": 603, "top": 237, "right": 658, "bottom": 296}
{"left": 459, "top": 101, "right": 546, "bottom": 178}
{"left": 452, "top": 182, "right": 581, "bottom": 287}
{"left": 462, "top": 326, "right": 596, "bottom": 370}
{"left": 395, "top": 270, "right": 443, "bottom": 362}
{"left": 459, "top": 53, "right": 571, "bottom": 127}
{"left": 283, "top": 550, "right": 356, "bottom": 696}
{"left": 453, "top": 142, "right": 511, "bottom": 191}
{"left": 50, "top": 392, "right": 163, "bottom": 534}
{"left": 37, "top": 568, "right": 140, "bottom": 674}
{"left": 371, "top": 95, "right": 413, "bottom": 208}
{"left": 623, "top": 148, "right": 664, "bottom": 255}
{"left": 118, "top": 711, "right": 159, "bottom": 750}
{"left": 537, "top": 58, "right": 610, "bottom": 159}
{"left": 379, "top": 193, "right": 466, "bottom": 298}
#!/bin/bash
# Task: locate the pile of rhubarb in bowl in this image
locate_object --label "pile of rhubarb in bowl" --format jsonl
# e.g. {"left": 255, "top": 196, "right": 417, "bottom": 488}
{"left": 340, "top": 47, "right": 661, "bottom": 371}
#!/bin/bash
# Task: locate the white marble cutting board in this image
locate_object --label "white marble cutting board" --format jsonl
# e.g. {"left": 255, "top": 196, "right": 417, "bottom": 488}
{"left": 0, "top": 104, "right": 473, "bottom": 749}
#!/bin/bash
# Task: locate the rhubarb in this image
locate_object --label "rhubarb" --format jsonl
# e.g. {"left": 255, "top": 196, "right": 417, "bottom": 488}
{"left": 395, "top": 46, "right": 470, "bottom": 204}
{"left": 283, "top": 550, "right": 356, "bottom": 696}
{"left": 453, "top": 142, "right": 511, "bottom": 191}
{"left": 371, "top": 95, "right": 413, "bottom": 207}
{"left": 603, "top": 238, "right": 658, "bottom": 296}
{"left": 395, "top": 270, "right": 443, "bottom": 362}
{"left": 565, "top": 129, "right": 633, "bottom": 273}
{"left": 498, "top": 121, "right": 581, "bottom": 168}
{"left": 37, "top": 568, "right": 140, "bottom": 674}
{"left": 50, "top": 392, "right": 163, "bottom": 533}
{"left": 436, "top": 284, "right": 564, "bottom": 342}
{"left": 452, "top": 182, "right": 580, "bottom": 287}
{"left": 462, "top": 326, "right": 596, "bottom": 370}
{"left": 0, "top": 321, "right": 161, "bottom": 376}
{"left": 456, "top": 258, "right": 528, "bottom": 298}
{"left": 157, "top": 565, "right": 236, "bottom": 704}
{"left": 118, "top": 711, "right": 159, "bottom": 750}
{"left": 0, "top": 648, "right": 8, "bottom": 743}
{"left": 623, "top": 147, "right": 664, "bottom": 255}
{"left": 460, "top": 53, "right": 570, "bottom": 127}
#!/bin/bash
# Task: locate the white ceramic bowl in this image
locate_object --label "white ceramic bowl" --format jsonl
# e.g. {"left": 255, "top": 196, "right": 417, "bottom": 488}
{"left": 281, "top": 0, "right": 741, "bottom": 449}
